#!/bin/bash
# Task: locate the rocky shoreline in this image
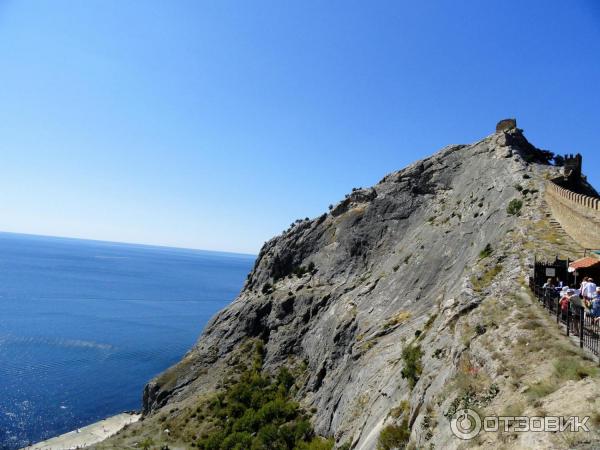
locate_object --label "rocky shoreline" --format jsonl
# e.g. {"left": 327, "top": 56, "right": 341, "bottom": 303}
{"left": 21, "top": 412, "right": 140, "bottom": 450}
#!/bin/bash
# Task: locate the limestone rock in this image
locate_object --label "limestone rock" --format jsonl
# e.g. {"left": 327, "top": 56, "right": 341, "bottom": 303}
{"left": 128, "top": 126, "right": 597, "bottom": 450}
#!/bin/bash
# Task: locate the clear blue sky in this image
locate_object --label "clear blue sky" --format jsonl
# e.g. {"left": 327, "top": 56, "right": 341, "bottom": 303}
{"left": 1, "top": 1, "right": 599, "bottom": 254}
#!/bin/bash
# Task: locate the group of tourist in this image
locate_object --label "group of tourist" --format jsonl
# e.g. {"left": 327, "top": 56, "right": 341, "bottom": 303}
{"left": 543, "top": 277, "right": 600, "bottom": 323}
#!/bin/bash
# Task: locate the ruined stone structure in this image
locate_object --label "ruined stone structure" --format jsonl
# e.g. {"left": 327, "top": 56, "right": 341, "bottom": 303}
{"left": 546, "top": 155, "right": 600, "bottom": 249}
{"left": 496, "top": 118, "right": 517, "bottom": 132}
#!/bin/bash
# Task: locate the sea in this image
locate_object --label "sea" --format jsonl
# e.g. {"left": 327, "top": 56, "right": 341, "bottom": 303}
{"left": 0, "top": 232, "right": 254, "bottom": 449}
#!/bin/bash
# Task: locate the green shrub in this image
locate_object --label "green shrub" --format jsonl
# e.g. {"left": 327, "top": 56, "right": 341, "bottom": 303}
{"left": 479, "top": 244, "right": 493, "bottom": 259}
{"left": 294, "top": 266, "right": 309, "bottom": 277}
{"left": 424, "top": 314, "right": 437, "bottom": 330}
{"left": 195, "top": 341, "right": 329, "bottom": 450}
{"left": 471, "top": 264, "right": 503, "bottom": 292}
{"left": 377, "top": 422, "right": 410, "bottom": 450}
{"left": 390, "top": 400, "right": 410, "bottom": 419}
{"left": 507, "top": 199, "right": 523, "bottom": 216}
{"left": 140, "top": 438, "right": 154, "bottom": 450}
{"left": 400, "top": 345, "right": 423, "bottom": 388}
{"left": 554, "top": 357, "right": 598, "bottom": 381}
{"left": 525, "top": 380, "right": 558, "bottom": 400}
{"left": 296, "top": 437, "right": 335, "bottom": 450}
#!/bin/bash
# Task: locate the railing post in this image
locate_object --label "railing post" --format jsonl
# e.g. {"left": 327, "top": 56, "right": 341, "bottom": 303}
{"left": 556, "top": 295, "right": 560, "bottom": 324}
{"left": 566, "top": 305, "right": 570, "bottom": 336}
{"left": 579, "top": 306, "right": 584, "bottom": 348}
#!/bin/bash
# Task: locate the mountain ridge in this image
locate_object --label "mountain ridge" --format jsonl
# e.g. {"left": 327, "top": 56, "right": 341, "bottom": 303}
{"left": 97, "top": 123, "right": 600, "bottom": 450}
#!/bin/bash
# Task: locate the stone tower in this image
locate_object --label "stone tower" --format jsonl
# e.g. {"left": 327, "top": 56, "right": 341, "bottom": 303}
{"left": 563, "top": 153, "right": 583, "bottom": 183}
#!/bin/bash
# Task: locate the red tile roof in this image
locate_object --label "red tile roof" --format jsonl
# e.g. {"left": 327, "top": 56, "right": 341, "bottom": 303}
{"left": 569, "top": 257, "right": 600, "bottom": 269}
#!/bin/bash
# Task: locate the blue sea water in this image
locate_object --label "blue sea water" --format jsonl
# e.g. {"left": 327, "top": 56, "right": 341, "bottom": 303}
{"left": 0, "top": 232, "right": 254, "bottom": 449}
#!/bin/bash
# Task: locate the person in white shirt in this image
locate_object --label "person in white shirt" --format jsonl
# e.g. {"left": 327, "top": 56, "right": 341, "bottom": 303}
{"left": 584, "top": 278, "right": 597, "bottom": 300}
{"left": 581, "top": 278, "right": 590, "bottom": 298}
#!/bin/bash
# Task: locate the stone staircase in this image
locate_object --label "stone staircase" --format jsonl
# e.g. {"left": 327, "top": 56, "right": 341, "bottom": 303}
{"left": 542, "top": 201, "right": 569, "bottom": 238}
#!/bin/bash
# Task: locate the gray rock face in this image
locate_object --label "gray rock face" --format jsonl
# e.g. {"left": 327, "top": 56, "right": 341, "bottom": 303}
{"left": 142, "top": 128, "right": 547, "bottom": 448}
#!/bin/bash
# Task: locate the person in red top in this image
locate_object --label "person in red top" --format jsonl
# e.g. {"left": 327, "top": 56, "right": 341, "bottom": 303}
{"left": 559, "top": 289, "right": 572, "bottom": 322}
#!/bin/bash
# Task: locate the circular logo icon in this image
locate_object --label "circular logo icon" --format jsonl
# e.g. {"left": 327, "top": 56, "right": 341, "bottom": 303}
{"left": 450, "top": 408, "right": 482, "bottom": 440}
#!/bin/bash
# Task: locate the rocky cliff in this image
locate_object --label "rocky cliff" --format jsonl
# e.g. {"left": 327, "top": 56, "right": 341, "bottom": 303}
{"left": 98, "top": 125, "right": 600, "bottom": 450}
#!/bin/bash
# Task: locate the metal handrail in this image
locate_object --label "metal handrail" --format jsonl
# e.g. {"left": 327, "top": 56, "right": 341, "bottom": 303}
{"left": 529, "top": 280, "right": 600, "bottom": 360}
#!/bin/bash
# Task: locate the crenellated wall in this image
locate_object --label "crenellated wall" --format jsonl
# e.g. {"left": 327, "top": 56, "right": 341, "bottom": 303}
{"left": 545, "top": 179, "right": 600, "bottom": 249}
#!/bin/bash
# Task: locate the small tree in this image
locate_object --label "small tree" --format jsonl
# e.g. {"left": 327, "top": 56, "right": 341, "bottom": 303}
{"left": 507, "top": 199, "right": 523, "bottom": 216}
{"left": 400, "top": 345, "right": 423, "bottom": 388}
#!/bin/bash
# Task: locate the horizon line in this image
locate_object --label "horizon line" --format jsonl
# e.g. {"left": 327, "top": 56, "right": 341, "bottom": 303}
{"left": 0, "top": 230, "right": 258, "bottom": 258}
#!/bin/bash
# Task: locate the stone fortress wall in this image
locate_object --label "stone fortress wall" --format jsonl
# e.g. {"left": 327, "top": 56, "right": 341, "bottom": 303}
{"left": 545, "top": 154, "right": 600, "bottom": 249}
